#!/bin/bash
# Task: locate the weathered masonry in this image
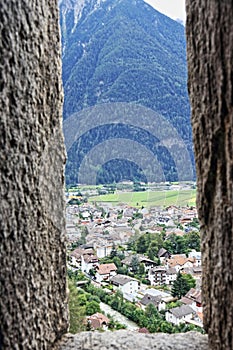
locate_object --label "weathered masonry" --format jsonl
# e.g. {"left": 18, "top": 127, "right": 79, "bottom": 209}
{"left": 0, "top": 0, "right": 232, "bottom": 349}
{"left": 186, "top": 1, "right": 233, "bottom": 349}
{"left": 0, "top": 1, "right": 68, "bottom": 349}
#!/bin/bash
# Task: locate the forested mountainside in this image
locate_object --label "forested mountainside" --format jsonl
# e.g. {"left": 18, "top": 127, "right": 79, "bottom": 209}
{"left": 60, "top": 0, "right": 194, "bottom": 185}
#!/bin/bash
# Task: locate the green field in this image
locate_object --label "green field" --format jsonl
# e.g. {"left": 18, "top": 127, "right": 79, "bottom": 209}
{"left": 89, "top": 190, "right": 196, "bottom": 208}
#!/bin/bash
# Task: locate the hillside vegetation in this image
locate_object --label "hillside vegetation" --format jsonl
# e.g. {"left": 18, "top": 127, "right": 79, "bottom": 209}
{"left": 60, "top": 0, "right": 194, "bottom": 185}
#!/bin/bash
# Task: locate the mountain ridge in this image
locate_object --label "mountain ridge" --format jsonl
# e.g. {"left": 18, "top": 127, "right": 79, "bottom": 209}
{"left": 60, "top": 0, "right": 194, "bottom": 185}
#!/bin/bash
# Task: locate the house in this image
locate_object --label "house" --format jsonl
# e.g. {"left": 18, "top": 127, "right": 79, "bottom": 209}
{"left": 189, "top": 250, "right": 202, "bottom": 266}
{"left": 139, "top": 207, "right": 149, "bottom": 216}
{"left": 166, "top": 205, "right": 179, "bottom": 215}
{"left": 110, "top": 274, "right": 139, "bottom": 298}
{"left": 190, "top": 312, "right": 203, "bottom": 328}
{"left": 157, "top": 248, "right": 171, "bottom": 262}
{"left": 165, "top": 267, "right": 177, "bottom": 285}
{"left": 166, "top": 255, "right": 195, "bottom": 272}
{"left": 186, "top": 313, "right": 203, "bottom": 328}
{"left": 95, "top": 244, "right": 113, "bottom": 258}
{"left": 95, "top": 263, "right": 117, "bottom": 283}
{"left": 81, "top": 254, "right": 99, "bottom": 274}
{"left": 81, "top": 211, "right": 91, "bottom": 219}
{"left": 165, "top": 305, "right": 195, "bottom": 326}
{"left": 87, "top": 313, "right": 110, "bottom": 330}
{"left": 123, "top": 207, "right": 136, "bottom": 218}
{"left": 145, "top": 288, "right": 174, "bottom": 304}
{"left": 69, "top": 249, "right": 82, "bottom": 268}
{"left": 192, "top": 266, "right": 202, "bottom": 278}
{"left": 148, "top": 266, "right": 166, "bottom": 285}
{"left": 156, "top": 216, "right": 171, "bottom": 226}
{"left": 69, "top": 247, "right": 95, "bottom": 268}
{"left": 181, "top": 208, "right": 197, "bottom": 220}
{"left": 180, "top": 288, "right": 202, "bottom": 312}
{"left": 148, "top": 266, "right": 177, "bottom": 286}
{"left": 181, "top": 266, "right": 202, "bottom": 279}
{"left": 139, "top": 293, "right": 166, "bottom": 312}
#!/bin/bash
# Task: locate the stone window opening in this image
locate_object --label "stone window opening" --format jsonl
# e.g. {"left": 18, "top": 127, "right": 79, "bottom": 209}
{"left": 0, "top": 1, "right": 232, "bottom": 350}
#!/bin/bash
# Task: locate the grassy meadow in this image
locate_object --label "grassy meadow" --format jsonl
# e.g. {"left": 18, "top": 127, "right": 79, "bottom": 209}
{"left": 89, "top": 189, "right": 196, "bottom": 208}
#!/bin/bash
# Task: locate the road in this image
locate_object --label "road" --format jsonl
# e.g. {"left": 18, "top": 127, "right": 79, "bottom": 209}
{"left": 100, "top": 302, "right": 138, "bottom": 331}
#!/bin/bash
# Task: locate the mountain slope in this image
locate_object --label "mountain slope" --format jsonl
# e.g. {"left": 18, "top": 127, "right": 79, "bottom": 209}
{"left": 60, "top": 0, "right": 194, "bottom": 185}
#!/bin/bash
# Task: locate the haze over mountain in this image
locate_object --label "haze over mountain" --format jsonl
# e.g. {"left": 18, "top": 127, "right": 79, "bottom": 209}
{"left": 144, "top": 0, "right": 186, "bottom": 24}
{"left": 60, "top": 0, "right": 194, "bottom": 185}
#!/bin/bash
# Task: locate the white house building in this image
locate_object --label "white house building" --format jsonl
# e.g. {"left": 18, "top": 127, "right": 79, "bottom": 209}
{"left": 95, "top": 263, "right": 117, "bottom": 283}
{"left": 189, "top": 250, "right": 202, "bottom": 266}
{"left": 81, "top": 254, "right": 99, "bottom": 274}
{"left": 148, "top": 266, "right": 166, "bottom": 286}
{"left": 69, "top": 250, "right": 81, "bottom": 269}
{"left": 165, "top": 267, "right": 177, "bottom": 285}
{"left": 148, "top": 266, "right": 177, "bottom": 286}
{"left": 139, "top": 294, "right": 166, "bottom": 312}
{"left": 180, "top": 288, "right": 202, "bottom": 313}
{"left": 166, "top": 255, "right": 195, "bottom": 272}
{"left": 157, "top": 248, "right": 171, "bottom": 263}
{"left": 165, "top": 305, "right": 195, "bottom": 326}
{"left": 95, "top": 244, "right": 113, "bottom": 258}
{"left": 110, "top": 274, "right": 139, "bottom": 298}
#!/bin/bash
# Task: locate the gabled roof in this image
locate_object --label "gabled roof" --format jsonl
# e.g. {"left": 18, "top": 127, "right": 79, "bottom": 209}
{"left": 166, "top": 267, "right": 177, "bottom": 275}
{"left": 169, "top": 304, "right": 194, "bottom": 318}
{"left": 97, "top": 263, "right": 117, "bottom": 275}
{"left": 88, "top": 312, "right": 109, "bottom": 324}
{"left": 180, "top": 296, "right": 194, "bottom": 305}
{"left": 110, "top": 274, "right": 139, "bottom": 286}
{"left": 167, "top": 256, "right": 195, "bottom": 268}
{"left": 83, "top": 254, "right": 98, "bottom": 263}
{"left": 185, "top": 288, "right": 202, "bottom": 304}
{"left": 158, "top": 248, "right": 170, "bottom": 257}
{"left": 71, "top": 247, "right": 95, "bottom": 258}
{"left": 140, "top": 294, "right": 162, "bottom": 307}
{"left": 70, "top": 249, "right": 82, "bottom": 259}
{"left": 87, "top": 312, "right": 110, "bottom": 329}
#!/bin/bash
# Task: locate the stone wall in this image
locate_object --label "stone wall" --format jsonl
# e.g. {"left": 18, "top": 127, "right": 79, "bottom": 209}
{"left": 186, "top": 1, "right": 233, "bottom": 349}
{"left": 59, "top": 331, "right": 208, "bottom": 350}
{"left": 0, "top": 1, "right": 68, "bottom": 349}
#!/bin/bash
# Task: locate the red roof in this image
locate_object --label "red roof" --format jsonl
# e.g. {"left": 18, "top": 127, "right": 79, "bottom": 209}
{"left": 97, "top": 263, "right": 117, "bottom": 275}
{"left": 87, "top": 313, "right": 110, "bottom": 329}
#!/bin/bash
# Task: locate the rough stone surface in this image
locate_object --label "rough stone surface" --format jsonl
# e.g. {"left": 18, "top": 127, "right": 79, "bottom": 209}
{"left": 186, "top": 1, "right": 233, "bottom": 349}
{"left": 59, "top": 331, "right": 208, "bottom": 350}
{"left": 0, "top": 1, "right": 68, "bottom": 349}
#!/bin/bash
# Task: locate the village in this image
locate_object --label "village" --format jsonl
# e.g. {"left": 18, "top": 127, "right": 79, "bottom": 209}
{"left": 66, "top": 186, "right": 203, "bottom": 334}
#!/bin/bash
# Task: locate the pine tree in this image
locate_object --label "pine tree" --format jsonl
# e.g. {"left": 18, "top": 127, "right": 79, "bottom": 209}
{"left": 68, "top": 279, "right": 86, "bottom": 333}
{"left": 130, "top": 255, "right": 139, "bottom": 273}
{"left": 171, "top": 272, "right": 190, "bottom": 299}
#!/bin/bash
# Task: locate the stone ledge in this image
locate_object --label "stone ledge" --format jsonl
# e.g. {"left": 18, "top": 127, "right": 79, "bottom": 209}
{"left": 59, "top": 330, "right": 208, "bottom": 350}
